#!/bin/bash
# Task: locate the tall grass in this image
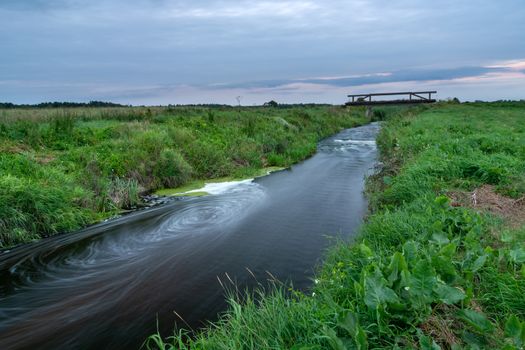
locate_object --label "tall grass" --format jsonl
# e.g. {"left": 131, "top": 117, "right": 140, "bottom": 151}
{"left": 0, "top": 105, "right": 368, "bottom": 248}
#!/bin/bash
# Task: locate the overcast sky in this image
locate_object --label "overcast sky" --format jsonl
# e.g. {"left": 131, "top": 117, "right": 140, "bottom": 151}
{"left": 1, "top": 0, "right": 524, "bottom": 105}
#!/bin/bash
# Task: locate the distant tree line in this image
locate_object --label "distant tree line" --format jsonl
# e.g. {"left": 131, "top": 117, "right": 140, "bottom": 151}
{"left": 463, "top": 100, "right": 525, "bottom": 108}
{"left": 0, "top": 101, "right": 335, "bottom": 110}
{"left": 165, "top": 102, "right": 333, "bottom": 110}
{"left": 0, "top": 101, "right": 128, "bottom": 109}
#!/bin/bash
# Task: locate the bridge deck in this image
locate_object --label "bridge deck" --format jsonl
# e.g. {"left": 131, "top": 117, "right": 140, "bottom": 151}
{"left": 346, "top": 91, "right": 437, "bottom": 106}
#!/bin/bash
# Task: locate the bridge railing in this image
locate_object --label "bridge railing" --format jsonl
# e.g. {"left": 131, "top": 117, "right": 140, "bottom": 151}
{"left": 346, "top": 91, "right": 437, "bottom": 106}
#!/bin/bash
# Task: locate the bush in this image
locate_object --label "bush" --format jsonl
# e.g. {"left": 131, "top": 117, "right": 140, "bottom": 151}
{"left": 184, "top": 140, "right": 231, "bottom": 178}
{"left": 154, "top": 149, "right": 193, "bottom": 188}
{"left": 109, "top": 177, "right": 140, "bottom": 209}
{"left": 167, "top": 126, "right": 194, "bottom": 147}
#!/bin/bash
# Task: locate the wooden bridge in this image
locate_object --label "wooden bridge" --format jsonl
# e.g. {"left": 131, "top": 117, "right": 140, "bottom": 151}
{"left": 346, "top": 91, "right": 437, "bottom": 106}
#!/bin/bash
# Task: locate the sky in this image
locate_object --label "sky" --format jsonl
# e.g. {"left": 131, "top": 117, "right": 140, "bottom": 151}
{"left": 0, "top": 0, "right": 524, "bottom": 105}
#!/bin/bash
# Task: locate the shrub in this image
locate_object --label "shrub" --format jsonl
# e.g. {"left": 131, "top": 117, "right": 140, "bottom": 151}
{"left": 167, "top": 126, "right": 194, "bottom": 147}
{"left": 154, "top": 149, "right": 193, "bottom": 188}
{"left": 184, "top": 141, "right": 231, "bottom": 178}
{"left": 109, "top": 177, "right": 140, "bottom": 209}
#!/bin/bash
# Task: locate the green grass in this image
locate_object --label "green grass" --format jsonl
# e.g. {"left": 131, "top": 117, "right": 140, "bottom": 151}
{"left": 0, "top": 105, "right": 368, "bottom": 248}
{"left": 147, "top": 102, "right": 525, "bottom": 349}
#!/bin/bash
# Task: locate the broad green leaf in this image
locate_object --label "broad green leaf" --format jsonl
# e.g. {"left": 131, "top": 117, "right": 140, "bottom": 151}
{"left": 505, "top": 315, "right": 523, "bottom": 346}
{"left": 510, "top": 248, "right": 525, "bottom": 264}
{"left": 431, "top": 233, "right": 450, "bottom": 245}
{"left": 432, "top": 220, "right": 443, "bottom": 231}
{"left": 500, "top": 230, "right": 514, "bottom": 243}
{"left": 419, "top": 335, "right": 441, "bottom": 350}
{"left": 387, "top": 252, "right": 408, "bottom": 286}
{"left": 462, "top": 330, "right": 488, "bottom": 348}
{"left": 337, "top": 312, "right": 359, "bottom": 335}
{"left": 470, "top": 254, "right": 488, "bottom": 272}
{"left": 336, "top": 312, "right": 368, "bottom": 350}
{"left": 408, "top": 260, "right": 437, "bottom": 303}
{"left": 435, "top": 195, "right": 450, "bottom": 207}
{"left": 403, "top": 241, "right": 418, "bottom": 266}
{"left": 323, "top": 327, "right": 347, "bottom": 350}
{"left": 458, "top": 309, "right": 494, "bottom": 333}
{"left": 359, "top": 243, "right": 373, "bottom": 258}
{"left": 388, "top": 300, "right": 408, "bottom": 312}
{"left": 439, "top": 243, "right": 457, "bottom": 258}
{"left": 364, "top": 271, "right": 399, "bottom": 309}
{"left": 434, "top": 283, "right": 465, "bottom": 304}
{"left": 505, "top": 315, "right": 521, "bottom": 338}
{"left": 418, "top": 329, "right": 441, "bottom": 350}
{"left": 355, "top": 326, "right": 368, "bottom": 350}
{"left": 432, "top": 254, "right": 457, "bottom": 283}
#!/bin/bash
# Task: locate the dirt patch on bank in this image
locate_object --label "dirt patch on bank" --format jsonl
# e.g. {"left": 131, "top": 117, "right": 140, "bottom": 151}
{"left": 448, "top": 185, "right": 525, "bottom": 228}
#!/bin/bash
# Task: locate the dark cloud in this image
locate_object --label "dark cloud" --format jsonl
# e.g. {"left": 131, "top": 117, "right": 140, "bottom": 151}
{"left": 220, "top": 66, "right": 506, "bottom": 89}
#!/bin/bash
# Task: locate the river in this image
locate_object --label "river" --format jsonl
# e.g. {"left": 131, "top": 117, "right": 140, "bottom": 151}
{"left": 0, "top": 122, "right": 379, "bottom": 349}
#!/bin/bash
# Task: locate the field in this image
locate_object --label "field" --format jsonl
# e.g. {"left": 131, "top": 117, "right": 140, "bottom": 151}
{"left": 148, "top": 102, "right": 525, "bottom": 349}
{"left": 0, "top": 105, "right": 367, "bottom": 248}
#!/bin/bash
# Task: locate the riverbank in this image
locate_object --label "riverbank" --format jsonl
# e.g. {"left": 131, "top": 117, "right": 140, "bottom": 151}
{"left": 0, "top": 106, "right": 369, "bottom": 248}
{"left": 148, "top": 101, "right": 525, "bottom": 349}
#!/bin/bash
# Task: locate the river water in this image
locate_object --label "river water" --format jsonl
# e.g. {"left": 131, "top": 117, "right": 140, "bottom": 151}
{"left": 0, "top": 122, "right": 379, "bottom": 349}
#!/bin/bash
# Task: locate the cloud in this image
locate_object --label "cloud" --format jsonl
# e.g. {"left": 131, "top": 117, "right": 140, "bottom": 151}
{"left": 1, "top": 1, "right": 524, "bottom": 104}
{"left": 486, "top": 59, "right": 525, "bottom": 71}
{"left": 215, "top": 66, "right": 507, "bottom": 90}
{"left": 2, "top": 59, "right": 524, "bottom": 105}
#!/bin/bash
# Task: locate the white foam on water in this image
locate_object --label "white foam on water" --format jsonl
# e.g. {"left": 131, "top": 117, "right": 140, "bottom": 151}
{"left": 334, "top": 139, "right": 376, "bottom": 145}
{"left": 185, "top": 178, "right": 255, "bottom": 195}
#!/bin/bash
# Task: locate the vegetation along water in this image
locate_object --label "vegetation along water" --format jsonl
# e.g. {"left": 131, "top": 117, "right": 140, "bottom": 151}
{"left": 1, "top": 101, "right": 525, "bottom": 349}
{"left": 148, "top": 101, "right": 525, "bottom": 349}
{"left": 0, "top": 105, "right": 368, "bottom": 249}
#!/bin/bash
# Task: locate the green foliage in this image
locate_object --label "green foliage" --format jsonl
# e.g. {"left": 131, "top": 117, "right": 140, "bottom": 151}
{"left": 109, "top": 177, "right": 141, "bottom": 209}
{"left": 149, "top": 102, "right": 525, "bottom": 349}
{"left": 0, "top": 105, "right": 366, "bottom": 247}
{"left": 154, "top": 149, "right": 193, "bottom": 188}
{"left": 0, "top": 174, "right": 94, "bottom": 248}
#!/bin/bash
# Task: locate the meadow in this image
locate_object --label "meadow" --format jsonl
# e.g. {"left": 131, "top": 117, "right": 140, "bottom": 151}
{"left": 0, "top": 105, "right": 367, "bottom": 248}
{"left": 148, "top": 102, "right": 525, "bottom": 349}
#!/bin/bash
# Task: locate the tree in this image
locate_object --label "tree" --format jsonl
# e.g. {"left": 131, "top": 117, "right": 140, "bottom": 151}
{"left": 263, "top": 100, "right": 278, "bottom": 107}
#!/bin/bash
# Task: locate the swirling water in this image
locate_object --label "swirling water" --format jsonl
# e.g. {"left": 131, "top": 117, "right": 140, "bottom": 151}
{"left": 0, "top": 122, "right": 379, "bottom": 349}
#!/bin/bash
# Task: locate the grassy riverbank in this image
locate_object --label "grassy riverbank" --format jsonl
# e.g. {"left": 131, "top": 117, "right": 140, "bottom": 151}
{"left": 148, "top": 101, "right": 525, "bottom": 349}
{"left": 0, "top": 105, "right": 368, "bottom": 248}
